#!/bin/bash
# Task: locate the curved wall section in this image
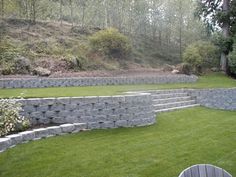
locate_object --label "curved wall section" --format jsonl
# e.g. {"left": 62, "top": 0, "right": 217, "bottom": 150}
{"left": 0, "top": 75, "right": 198, "bottom": 88}
{"left": 17, "top": 93, "right": 156, "bottom": 129}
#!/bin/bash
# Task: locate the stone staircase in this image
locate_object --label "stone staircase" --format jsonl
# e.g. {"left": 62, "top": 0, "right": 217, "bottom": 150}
{"left": 151, "top": 90, "right": 199, "bottom": 113}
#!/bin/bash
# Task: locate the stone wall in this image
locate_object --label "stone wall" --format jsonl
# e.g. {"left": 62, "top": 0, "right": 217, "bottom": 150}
{"left": 188, "top": 88, "right": 236, "bottom": 111}
{"left": 16, "top": 93, "right": 156, "bottom": 129}
{"left": 0, "top": 75, "right": 198, "bottom": 88}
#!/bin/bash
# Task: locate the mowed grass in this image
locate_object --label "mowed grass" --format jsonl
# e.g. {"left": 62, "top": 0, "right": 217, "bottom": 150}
{"left": 0, "top": 107, "right": 235, "bottom": 177}
{"left": 0, "top": 73, "right": 235, "bottom": 98}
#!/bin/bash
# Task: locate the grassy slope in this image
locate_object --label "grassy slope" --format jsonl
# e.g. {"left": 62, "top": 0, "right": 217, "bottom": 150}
{"left": 0, "top": 107, "right": 235, "bottom": 177}
{"left": 0, "top": 73, "right": 235, "bottom": 98}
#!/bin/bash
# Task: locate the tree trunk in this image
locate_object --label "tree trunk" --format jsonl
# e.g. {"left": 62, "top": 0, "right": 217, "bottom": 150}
{"left": 179, "top": 0, "right": 183, "bottom": 60}
{"left": 221, "top": 0, "right": 230, "bottom": 73}
{"left": 70, "top": 0, "right": 73, "bottom": 26}
{"left": 32, "top": 0, "right": 36, "bottom": 24}
{"left": 104, "top": 0, "right": 108, "bottom": 28}
{"left": 60, "top": 0, "right": 63, "bottom": 26}
{"left": 1, "top": 0, "right": 4, "bottom": 18}
{"left": 82, "top": 5, "right": 85, "bottom": 28}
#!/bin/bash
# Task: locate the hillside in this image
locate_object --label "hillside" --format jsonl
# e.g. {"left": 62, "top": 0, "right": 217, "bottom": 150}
{"left": 0, "top": 19, "right": 181, "bottom": 76}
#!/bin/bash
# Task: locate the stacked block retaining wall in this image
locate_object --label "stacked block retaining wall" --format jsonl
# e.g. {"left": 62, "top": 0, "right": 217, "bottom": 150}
{"left": 188, "top": 88, "right": 236, "bottom": 111}
{"left": 17, "top": 93, "right": 156, "bottom": 129}
{"left": 0, "top": 75, "right": 198, "bottom": 88}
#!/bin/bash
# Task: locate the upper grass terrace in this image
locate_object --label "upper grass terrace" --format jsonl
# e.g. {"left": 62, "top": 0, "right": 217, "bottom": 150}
{"left": 0, "top": 73, "right": 235, "bottom": 98}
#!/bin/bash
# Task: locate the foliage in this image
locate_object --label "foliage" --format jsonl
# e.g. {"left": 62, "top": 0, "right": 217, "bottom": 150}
{"left": 32, "top": 67, "right": 51, "bottom": 77}
{"left": 65, "top": 56, "right": 89, "bottom": 71}
{"left": 211, "top": 33, "right": 234, "bottom": 55}
{"left": 0, "top": 39, "right": 19, "bottom": 62}
{"left": 89, "top": 28, "right": 131, "bottom": 59}
{"left": 0, "top": 39, "right": 32, "bottom": 75}
{"left": 229, "top": 41, "right": 236, "bottom": 75}
{"left": 176, "top": 63, "right": 192, "bottom": 75}
{"left": 183, "top": 41, "right": 218, "bottom": 74}
{"left": 0, "top": 61, "right": 15, "bottom": 75}
{"left": 14, "top": 56, "right": 31, "bottom": 74}
{"left": 0, "top": 99, "right": 30, "bottom": 137}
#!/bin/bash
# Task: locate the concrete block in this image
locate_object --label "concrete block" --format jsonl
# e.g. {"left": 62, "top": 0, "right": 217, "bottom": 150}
{"left": 23, "top": 105, "right": 36, "bottom": 112}
{"left": 56, "top": 97, "right": 71, "bottom": 104}
{"left": 87, "top": 122, "right": 100, "bottom": 129}
{"left": 52, "top": 117, "right": 66, "bottom": 124}
{"left": 6, "top": 134, "right": 23, "bottom": 146}
{"left": 50, "top": 104, "right": 65, "bottom": 111}
{"left": 94, "top": 103, "right": 106, "bottom": 109}
{"left": 128, "top": 119, "right": 143, "bottom": 127}
{"left": 73, "top": 123, "right": 87, "bottom": 132}
{"left": 31, "top": 111, "right": 43, "bottom": 119}
{"left": 46, "top": 126, "right": 62, "bottom": 136}
{"left": 33, "top": 128, "right": 49, "bottom": 139}
{"left": 45, "top": 111, "right": 56, "bottom": 118}
{"left": 19, "top": 131, "right": 35, "bottom": 142}
{"left": 65, "top": 116, "right": 79, "bottom": 123}
{"left": 0, "top": 138, "right": 11, "bottom": 152}
{"left": 115, "top": 120, "right": 128, "bottom": 128}
{"left": 60, "top": 124, "right": 75, "bottom": 133}
{"left": 37, "top": 105, "right": 50, "bottom": 112}
{"left": 100, "top": 121, "right": 114, "bottom": 129}
{"left": 37, "top": 118, "right": 51, "bottom": 124}
{"left": 25, "top": 99, "right": 41, "bottom": 106}
{"left": 73, "top": 109, "right": 85, "bottom": 116}
{"left": 40, "top": 98, "right": 56, "bottom": 105}
{"left": 60, "top": 110, "right": 71, "bottom": 117}
{"left": 65, "top": 104, "right": 77, "bottom": 110}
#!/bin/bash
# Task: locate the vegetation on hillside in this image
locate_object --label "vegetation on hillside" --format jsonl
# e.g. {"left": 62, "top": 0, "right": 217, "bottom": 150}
{"left": 0, "top": 0, "right": 211, "bottom": 76}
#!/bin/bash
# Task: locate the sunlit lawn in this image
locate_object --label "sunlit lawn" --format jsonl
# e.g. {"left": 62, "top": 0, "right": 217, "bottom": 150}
{"left": 0, "top": 107, "right": 235, "bottom": 177}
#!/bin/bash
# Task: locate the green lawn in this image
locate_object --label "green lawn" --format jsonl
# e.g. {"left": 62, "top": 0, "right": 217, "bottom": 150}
{"left": 0, "top": 107, "right": 235, "bottom": 177}
{"left": 0, "top": 73, "right": 235, "bottom": 98}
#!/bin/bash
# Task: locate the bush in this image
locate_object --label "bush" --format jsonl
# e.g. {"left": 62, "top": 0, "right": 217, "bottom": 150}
{"left": 183, "top": 41, "right": 218, "bottom": 74}
{"left": 14, "top": 56, "right": 31, "bottom": 74}
{"left": 176, "top": 63, "right": 192, "bottom": 75}
{"left": 0, "top": 61, "right": 15, "bottom": 75}
{"left": 0, "top": 40, "right": 18, "bottom": 62}
{"left": 0, "top": 99, "right": 30, "bottom": 137}
{"left": 89, "top": 28, "right": 131, "bottom": 58}
{"left": 229, "top": 42, "right": 236, "bottom": 75}
{"left": 32, "top": 67, "right": 51, "bottom": 77}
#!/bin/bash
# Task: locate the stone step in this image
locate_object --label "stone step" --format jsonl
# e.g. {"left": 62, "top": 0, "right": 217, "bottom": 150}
{"left": 152, "top": 93, "right": 189, "bottom": 99}
{"left": 154, "top": 100, "right": 196, "bottom": 110}
{"left": 153, "top": 96, "right": 192, "bottom": 104}
{"left": 149, "top": 89, "right": 187, "bottom": 94}
{"left": 155, "top": 104, "right": 200, "bottom": 113}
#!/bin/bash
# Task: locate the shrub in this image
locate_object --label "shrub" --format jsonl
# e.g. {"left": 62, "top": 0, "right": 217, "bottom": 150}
{"left": 183, "top": 41, "right": 218, "bottom": 74}
{"left": 229, "top": 42, "right": 236, "bottom": 76}
{"left": 0, "top": 61, "right": 15, "bottom": 75}
{"left": 14, "top": 56, "right": 31, "bottom": 74}
{"left": 32, "top": 67, "right": 51, "bottom": 77}
{"left": 0, "top": 99, "right": 30, "bottom": 137}
{"left": 176, "top": 63, "right": 192, "bottom": 75}
{"left": 89, "top": 28, "right": 131, "bottom": 58}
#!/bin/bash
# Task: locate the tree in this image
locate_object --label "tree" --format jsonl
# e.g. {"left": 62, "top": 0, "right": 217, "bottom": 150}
{"left": 1, "top": 0, "right": 4, "bottom": 18}
{"left": 69, "top": 0, "right": 73, "bottom": 26}
{"left": 197, "top": 0, "right": 236, "bottom": 74}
